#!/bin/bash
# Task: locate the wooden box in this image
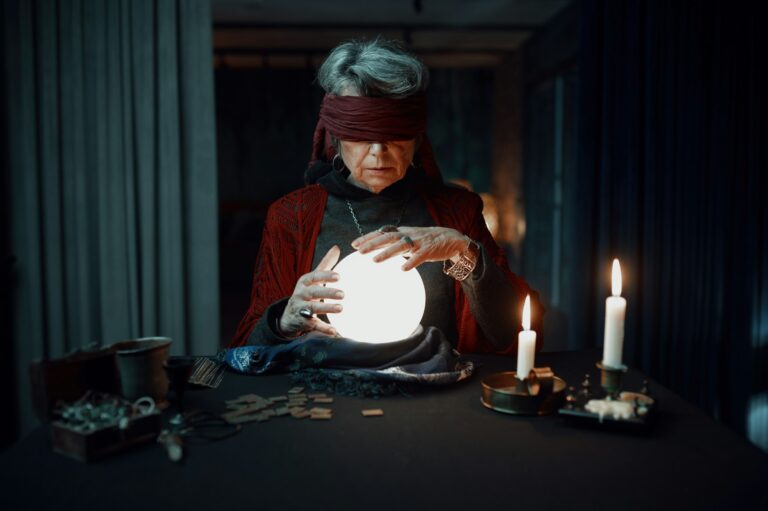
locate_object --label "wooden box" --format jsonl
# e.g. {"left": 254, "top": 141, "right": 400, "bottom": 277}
{"left": 29, "top": 346, "right": 121, "bottom": 421}
{"left": 50, "top": 411, "right": 162, "bottom": 462}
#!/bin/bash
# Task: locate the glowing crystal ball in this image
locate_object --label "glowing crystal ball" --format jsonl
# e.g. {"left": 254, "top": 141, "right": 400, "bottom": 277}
{"left": 326, "top": 248, "right": 426, "bottom": 343}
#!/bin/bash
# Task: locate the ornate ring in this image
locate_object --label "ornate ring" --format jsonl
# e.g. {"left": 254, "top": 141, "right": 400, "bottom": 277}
{"left": 378, "top": 225, "right": 399, "bottom": 233}
{"left": 298, "top": 307, "right": 313, "bottom": 319}
{"left": 402, "top": 236, "right": 415, "bottom": 248}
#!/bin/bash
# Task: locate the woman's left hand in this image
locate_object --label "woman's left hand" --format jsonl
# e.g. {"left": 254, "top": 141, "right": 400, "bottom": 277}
{"left": 351, "top": 226, "right": 470, "bottom": 271}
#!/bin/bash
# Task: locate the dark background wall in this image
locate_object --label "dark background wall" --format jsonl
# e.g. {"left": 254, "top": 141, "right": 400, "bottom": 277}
{"left": 216, "top": 67, "right": 320, "bottom": 340}
{"left": 521, "top": 1, "right": 580, "bottom": 350}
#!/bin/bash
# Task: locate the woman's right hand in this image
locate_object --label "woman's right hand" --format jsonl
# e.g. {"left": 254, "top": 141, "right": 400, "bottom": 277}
{"left": 278, "top": 245, "right": 344, "bottom": 337}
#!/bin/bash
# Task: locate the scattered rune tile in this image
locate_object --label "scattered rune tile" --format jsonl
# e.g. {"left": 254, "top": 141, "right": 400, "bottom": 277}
{"left": 227, "top": 412, "right": 267, "bottom": 425}
{"left": 307, "top": 393, "right": 327, "bottom": 399}
{"left": 309, "top": 407, "right": 332, "bottom": 415}
{"left": 313, "top": 397, "right": 334, "bottom": 404}
{"left": 269, "top": 395, "right": 288, "bottom": 403}
{"left": 234, "top": 394, "right": 263, "bottom": 403}
{"left": 222, "top": 404, "right": 266, "bottom": 421}
{"left": 226, "top": 395, "right": 269, "bottom": 408}
{"left": 288, "top": 387, "right": 304, "bottom": 395}
{"left": 361, "top": 409, "right": 384, "bottom": 417}
{"left": 310, "top": 413, "right": 332, "bottom": 420}
{"left": 274, "top": 406, "right": 291, "bottom": 417}
{"left": 291, "top": 409, "right": 310, "bottom": 419}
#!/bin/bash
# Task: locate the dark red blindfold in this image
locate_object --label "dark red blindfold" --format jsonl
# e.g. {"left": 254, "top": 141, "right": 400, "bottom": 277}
{"left": 310, "top": 93, "right": 442, "bottom": 182}
{"left": 319, "top": 93, "right": 427, "bottom": 141}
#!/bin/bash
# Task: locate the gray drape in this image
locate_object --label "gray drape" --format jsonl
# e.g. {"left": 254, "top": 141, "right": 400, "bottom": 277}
{"left": 3, "top": 0, "right": 219, "bottom": 435}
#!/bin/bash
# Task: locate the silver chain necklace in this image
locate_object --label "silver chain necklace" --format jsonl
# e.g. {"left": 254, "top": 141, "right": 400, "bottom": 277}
{"left": 345, "top": 197, "right": 411, "bottom": 237}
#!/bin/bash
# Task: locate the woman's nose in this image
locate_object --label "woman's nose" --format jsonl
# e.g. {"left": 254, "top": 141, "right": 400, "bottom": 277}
{"left": 369, "top": 142, "right": 386, "bottom": 155}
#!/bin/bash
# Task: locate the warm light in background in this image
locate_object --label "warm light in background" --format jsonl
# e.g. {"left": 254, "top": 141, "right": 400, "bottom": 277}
{"left": 447, "top": 179, "right": 501, "bottom": 240}
{"left": 327, "top": 249, "right": 426, "bottom": 343}
{"left": 479, "top": 192, "right": 499, "bottom": 239}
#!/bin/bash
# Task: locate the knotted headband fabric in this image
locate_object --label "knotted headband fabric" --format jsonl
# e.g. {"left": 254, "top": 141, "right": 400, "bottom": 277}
{"left": 310, "top": 93, "right": 443, "bottom": 183}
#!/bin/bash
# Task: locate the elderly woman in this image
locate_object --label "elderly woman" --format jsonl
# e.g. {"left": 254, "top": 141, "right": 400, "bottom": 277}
{"left": 231, "top": 38, "right": 543, "bottom": 355}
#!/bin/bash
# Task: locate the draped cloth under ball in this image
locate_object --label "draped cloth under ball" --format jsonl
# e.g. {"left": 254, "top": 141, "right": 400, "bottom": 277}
{"left": 223, "top": 326, "right": 474, "bottom": 397}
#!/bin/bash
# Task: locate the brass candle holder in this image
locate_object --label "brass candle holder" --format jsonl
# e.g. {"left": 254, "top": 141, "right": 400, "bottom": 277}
{"left": 595, "top": 361, "right": 628, "bottom": 398}
{"left": 481, "top": 367, "right": 567, "bottom": 415}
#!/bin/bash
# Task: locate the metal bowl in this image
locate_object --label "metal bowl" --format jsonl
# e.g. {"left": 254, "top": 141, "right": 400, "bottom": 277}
{"left": 481, "top": 371, "right": 567, "bottom": 415}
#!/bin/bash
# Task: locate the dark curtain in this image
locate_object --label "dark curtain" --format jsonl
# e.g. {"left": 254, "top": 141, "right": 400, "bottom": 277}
{"left": 575, "top": 0, "right": 767, "bottom": 448}
{"left": 2, "top": 0, "right": 220, "bottom": 437}
{"left": 0, "top": 0, "right": 13, "bottom": 448}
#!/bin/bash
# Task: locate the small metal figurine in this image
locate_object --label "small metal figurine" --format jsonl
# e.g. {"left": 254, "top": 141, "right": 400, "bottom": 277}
{"left": 578, "top": 373, "right": 592, "bottom": 401}
{"left": 565, "top": 386, "right": 578, "bottom": 409}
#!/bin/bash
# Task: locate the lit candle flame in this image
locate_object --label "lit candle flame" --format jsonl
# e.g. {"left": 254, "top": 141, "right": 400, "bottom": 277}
{"left": 611, "top": 259, "right": 622, "bottom": 297}
{"left": 522, "top": 294, "right": 531, "bottom": 331}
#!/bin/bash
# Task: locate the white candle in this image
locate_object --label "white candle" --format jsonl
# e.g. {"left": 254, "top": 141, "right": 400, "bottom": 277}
{"left": 517, "top": 295, "right": 536, "bottom": 380}
{"left": 603, "top": 259, "right": 627, "bottom": 368}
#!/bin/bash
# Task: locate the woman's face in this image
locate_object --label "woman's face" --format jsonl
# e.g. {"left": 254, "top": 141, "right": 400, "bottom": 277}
{"left": 339, "top": 138, "right": 416, "bottom": 194}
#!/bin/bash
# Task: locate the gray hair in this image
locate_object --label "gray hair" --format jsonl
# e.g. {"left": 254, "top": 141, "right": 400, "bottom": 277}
{"left": 317, "top": 38, "right": 429, "bottom": 98}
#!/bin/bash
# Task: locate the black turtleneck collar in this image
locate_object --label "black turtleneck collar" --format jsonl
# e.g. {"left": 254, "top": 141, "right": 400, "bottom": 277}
{"left": 309, "top": 160, "right": 419, "bottom": 201}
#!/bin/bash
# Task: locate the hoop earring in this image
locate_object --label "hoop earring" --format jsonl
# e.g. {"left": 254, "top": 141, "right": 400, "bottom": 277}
{"left": 332, "top": 154, "right": 346, "bottom": 173}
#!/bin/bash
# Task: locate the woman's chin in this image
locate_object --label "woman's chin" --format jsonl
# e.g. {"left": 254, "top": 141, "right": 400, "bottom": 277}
{"left": 365, "top": 180, "right": 397, "bottom": 194}
{"left": 361, "top": 173, "right": 403, "bottom": 193}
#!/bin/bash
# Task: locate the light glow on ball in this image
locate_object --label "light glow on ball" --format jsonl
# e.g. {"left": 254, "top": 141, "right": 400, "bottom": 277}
{"left": 326, "top": 249, "right": 426, "bottom": 343}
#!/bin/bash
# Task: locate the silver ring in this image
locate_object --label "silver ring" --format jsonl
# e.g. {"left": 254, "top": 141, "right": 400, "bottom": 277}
{"left": 133, "top": 396, "right": 156, "bottom": 416}
{"left": 402, "top": 236, "right": 415, "bottom": 248}
{"left": 298, "top": 307, "right": 313, "bottom": 319}
{"left": 378, "top": 225, "right": 399, "bottom": 233}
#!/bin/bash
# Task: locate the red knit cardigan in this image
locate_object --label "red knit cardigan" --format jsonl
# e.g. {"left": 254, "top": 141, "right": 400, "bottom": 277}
{"left": 230, "top": 183, "right": 544, "bottom": 354}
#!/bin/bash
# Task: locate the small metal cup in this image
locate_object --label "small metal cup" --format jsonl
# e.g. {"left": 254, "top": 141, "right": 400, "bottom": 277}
{"left": 115, "top": 337, "right": 172, "bottom": 403}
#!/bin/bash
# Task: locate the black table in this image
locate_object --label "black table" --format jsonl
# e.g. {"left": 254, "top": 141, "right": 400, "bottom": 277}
{"left": 2, "top": 349, "right": 767, "bottom": 510}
